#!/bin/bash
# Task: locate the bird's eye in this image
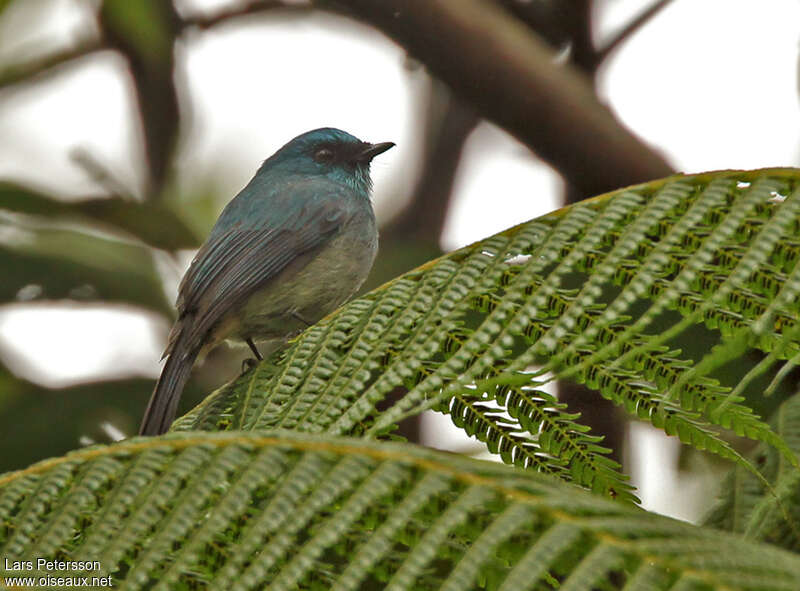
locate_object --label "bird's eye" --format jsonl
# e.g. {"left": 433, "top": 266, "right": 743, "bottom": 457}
{"left": 313, "top": 148, "right": 334, "bottom": 163}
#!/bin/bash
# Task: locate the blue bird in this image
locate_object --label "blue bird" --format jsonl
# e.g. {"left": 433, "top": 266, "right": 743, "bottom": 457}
{"left": 139, "top": 128, "right": 394, "bottom": 435}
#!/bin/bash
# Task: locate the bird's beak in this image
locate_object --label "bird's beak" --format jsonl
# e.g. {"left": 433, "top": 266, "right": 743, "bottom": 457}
{"left": 356, "top": 141, "right": 395, "bottom": 162}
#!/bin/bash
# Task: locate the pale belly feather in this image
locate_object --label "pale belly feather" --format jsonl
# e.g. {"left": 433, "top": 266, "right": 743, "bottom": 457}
{"left": 207, "top": 213, "right": 378, "bottom": 351}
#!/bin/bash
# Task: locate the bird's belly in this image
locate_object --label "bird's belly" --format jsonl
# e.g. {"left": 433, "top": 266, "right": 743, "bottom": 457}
{"left": 233, "top": 220, "right": 377, "bottom": 343}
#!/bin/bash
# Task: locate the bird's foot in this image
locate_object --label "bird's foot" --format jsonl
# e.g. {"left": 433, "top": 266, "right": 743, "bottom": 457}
{"left": 241, "top": 357, "right": 259, "bottom": 374}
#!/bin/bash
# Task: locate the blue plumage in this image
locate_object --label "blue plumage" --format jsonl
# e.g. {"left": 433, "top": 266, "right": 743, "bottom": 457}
{"left": 139, "top": 128, "right": 394, "bottom": 435}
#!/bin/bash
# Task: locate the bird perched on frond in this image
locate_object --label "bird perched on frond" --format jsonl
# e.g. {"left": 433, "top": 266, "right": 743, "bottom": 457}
{"left": 139, "top": 128, "right": 394, "bottom": 435}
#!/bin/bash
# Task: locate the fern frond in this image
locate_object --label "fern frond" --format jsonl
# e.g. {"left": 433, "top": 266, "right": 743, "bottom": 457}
{"left": 174, "top": 169, "right": 800, "bottom": 498}
{"left": 3, "top": 432, "right": 800, "bottom": 590}
{"left": 704, "top": 389, "right": 800, "bottom": 551}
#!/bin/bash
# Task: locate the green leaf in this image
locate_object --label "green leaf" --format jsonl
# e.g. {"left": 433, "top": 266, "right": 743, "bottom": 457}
{"left": 0, "top": 371, "right": 154, "bottom": 473}
{"left": 99, "top": 0, "right": 175, "bottom": 67}
{"left": 2, "top": 431, "right": 800, "bottom": 590}
{"left": 0, "top": 222, "right": 172, "bottom": 315}
{"left": 0, "top": 182, "right": 198, "bottom": 250}
{"left": 703, "top": 388, "right": 800, "bottom": 551}
{"left": 176, "top": 168, "right": 800, "bottom": 499}
{"left": 0, "top": 0, "right": 14, "bottom": 17}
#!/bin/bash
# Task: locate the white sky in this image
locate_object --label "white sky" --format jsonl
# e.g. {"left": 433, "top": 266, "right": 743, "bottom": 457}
{"left": 598, "top": 0, "right": 800, "bottom": 172}
{"left": 0, "top": 0, "right": 798, "bottom": 519}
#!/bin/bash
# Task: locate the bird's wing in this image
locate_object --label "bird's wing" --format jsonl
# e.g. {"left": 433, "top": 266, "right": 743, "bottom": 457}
{"left": 173, "top": 183, "right": 352, "bottom": 352}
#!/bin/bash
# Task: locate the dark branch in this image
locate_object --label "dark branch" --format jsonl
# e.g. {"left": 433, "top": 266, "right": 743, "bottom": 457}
{"left": 594, "top": 0, "right": 676, "bottom": 67}
{"left": 334, "top": 0, "right": 672, "bottom": 198}
{"left": 70, "top": 147, "right": 135, "bottom": 198}
{"left": 496, "top": 0, "right": 574, "bottom": 50}
{"left": 181, "top": 0, "right": 314, "bottom": 30}
{"left": 383, "top": 84, "right": 478, "bottom": 245}
{"left": 0, "top": 38, "right": 104, "bottom": 89}
{"left": 99, "top": 1, "right": 182, "bottom": 201}
{"left": 559, "top": 0, "right": 596, "bottom": 74}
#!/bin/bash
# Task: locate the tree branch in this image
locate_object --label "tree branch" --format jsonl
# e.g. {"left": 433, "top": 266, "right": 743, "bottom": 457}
{"left": 383, "top": 84, "right": 478, "bottom": 246}
{"left": 181, "top": 0, "right": 313, "bottom": 30}
{"left": 70, "top": 147, "right": 135, "bottom": 198}
{"left": 332, "top": 0, "right": 673, "bottom": 198}
{"left": 594, "top": 0, "right": 675, "bottom": 67}
{"left": 99, "top": 0, "right": 182, "bottom": 201}
{"left": 0, "top": 37, "right": 104, "bottom": 89}
{"left": 0, "top": 181, "right": 198, "bottom": 251}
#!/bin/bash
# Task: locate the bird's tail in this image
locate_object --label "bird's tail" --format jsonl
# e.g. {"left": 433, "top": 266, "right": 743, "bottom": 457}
{"left": 139, "top": 327, "right": 198, "bottom": 436}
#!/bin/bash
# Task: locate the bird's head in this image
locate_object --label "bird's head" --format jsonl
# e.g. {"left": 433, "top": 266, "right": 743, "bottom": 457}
{"left": 260, "top": 127, "right": 395, "bottom": 193}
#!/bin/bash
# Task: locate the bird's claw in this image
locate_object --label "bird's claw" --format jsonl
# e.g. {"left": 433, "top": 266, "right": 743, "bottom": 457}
{"left": 241, "top": 357, "right": 259, "bottom": 374}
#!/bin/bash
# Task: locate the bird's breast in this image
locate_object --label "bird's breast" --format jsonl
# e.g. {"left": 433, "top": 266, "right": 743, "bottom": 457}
{"left": 234, "top": 212, "right": 378, "bottom": 342}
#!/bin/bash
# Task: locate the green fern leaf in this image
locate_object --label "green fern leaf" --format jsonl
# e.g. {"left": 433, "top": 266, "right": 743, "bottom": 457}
{"left": 175, "top": 169, "right": 800, "bottom": 499}
{"left": 3, "top": 432, "right": 800, "bottom": 590}
{"left": 173, "top": 169, "right": 800, "bottom": 500}
{"left": 704, "top": 388, "right": 800, "bottom": 551}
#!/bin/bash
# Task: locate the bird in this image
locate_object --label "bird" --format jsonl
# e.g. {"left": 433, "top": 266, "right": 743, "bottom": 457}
{"left": 139, "top": 127, "right": 394, "bottom": 435}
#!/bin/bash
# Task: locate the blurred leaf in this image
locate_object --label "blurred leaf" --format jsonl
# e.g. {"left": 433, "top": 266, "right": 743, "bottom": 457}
{"left": 0, "top": 224, "right": 172, "bottom": 315}
{"left": 0, "top": 370, "right": 154, "bottom": 472}
{"left": 0, "top": 361, "right": 207, "bottom": 473}
{"left": 0, "top": 350, "right": 210, "bottom": 472}
{"left": 0, "top": 182, "right": 198, "bottom": 250}
{"left": 99, "top": 0, "right": 175, "bottom": 67}
{"left": 0, "top": 0, "right": 14, "bottom": 17}
{"left": 704, "top": 388, "right": 800, "bottom": 551}
{"left": 0, "top": 368, "right": 22, "bottom": 411}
